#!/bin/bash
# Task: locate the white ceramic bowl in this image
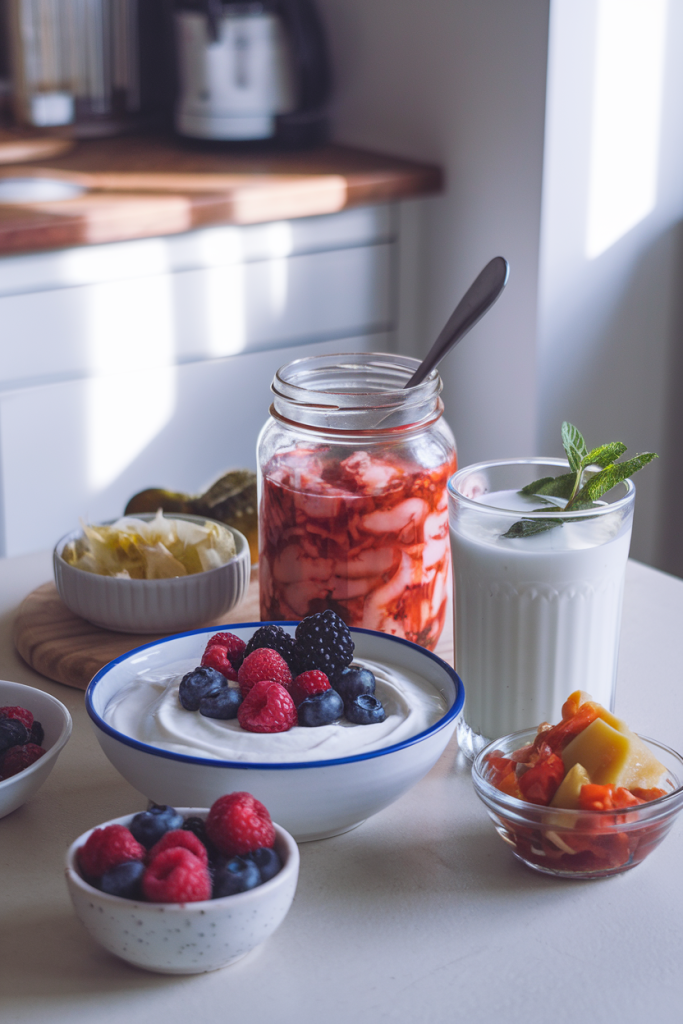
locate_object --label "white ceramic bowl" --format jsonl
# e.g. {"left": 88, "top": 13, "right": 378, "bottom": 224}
{"left": 53, "top": 514, "right": 251, "bottom": 634}
{"left": 86, "top": 625, "right": 464, "bottom": 841}
{"left": 65, "top": 810, "right": 299, "bottom": 974}
{"left": 0, "top": 679, "right": 72, "bottom": 818}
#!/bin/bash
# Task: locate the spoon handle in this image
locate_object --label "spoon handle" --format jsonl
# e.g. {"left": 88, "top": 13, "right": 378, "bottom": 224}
{"left": 404, "top": 256, "right": 510, "bottom": 389}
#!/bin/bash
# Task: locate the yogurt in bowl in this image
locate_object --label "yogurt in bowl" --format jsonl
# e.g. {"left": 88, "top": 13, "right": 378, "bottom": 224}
{"left": 86, "top": 623, "right": 463, "bottom": 841}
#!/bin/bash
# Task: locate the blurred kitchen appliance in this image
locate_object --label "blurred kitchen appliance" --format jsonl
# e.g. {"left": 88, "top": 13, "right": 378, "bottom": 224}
{"left": 4, "top": 0, "right": 168, "bottom": 136}
{"left": 174, "top": 0, "right": 331, "bottom": 147}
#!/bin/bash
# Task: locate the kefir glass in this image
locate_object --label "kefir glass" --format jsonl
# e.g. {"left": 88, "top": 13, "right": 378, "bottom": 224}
{"left": 448, "top": 458, "right": 635, "bottom": 759}
{"left": 257, "top": 353, "right": 457, "bottom": 650}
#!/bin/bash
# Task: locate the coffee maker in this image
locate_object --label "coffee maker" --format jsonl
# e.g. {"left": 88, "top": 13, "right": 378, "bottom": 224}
{"left": 173, "top": 0, "right": 331, "bottom": 147}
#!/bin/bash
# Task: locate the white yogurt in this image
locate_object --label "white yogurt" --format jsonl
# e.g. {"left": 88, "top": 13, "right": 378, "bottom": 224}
{"left": 450, "top": 487, "right": 633, "bottom": 743}
{"left": 103, "top": 657, "right": 448, "bottom": 763}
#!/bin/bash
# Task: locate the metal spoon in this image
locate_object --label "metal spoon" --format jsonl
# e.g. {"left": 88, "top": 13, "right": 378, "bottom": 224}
{"left": 404, "top": 256, "right": 510, "bottom": 389}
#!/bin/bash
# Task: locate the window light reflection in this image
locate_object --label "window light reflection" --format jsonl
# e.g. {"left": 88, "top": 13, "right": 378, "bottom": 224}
{"left": 585, "top": 0, "right": 668, "bottom": 259}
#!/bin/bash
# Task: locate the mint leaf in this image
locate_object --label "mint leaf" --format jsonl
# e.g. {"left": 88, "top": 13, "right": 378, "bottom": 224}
{"left": 584, "top": 442, "right": 627, "bottom": 467}
{"left": 562, "top": 422, "right": 588, "bottom": 474}
{"left": 521, "top": 472, "right": 576, "bottom": 500}
{"left": 502, "top": 518, "right": 563, "bottom": 539}
{"left": 519, "top": 476, "right": 556, "bottom": 496}
{"left": 573, "top": 452, "right": 658, "bottom": 504}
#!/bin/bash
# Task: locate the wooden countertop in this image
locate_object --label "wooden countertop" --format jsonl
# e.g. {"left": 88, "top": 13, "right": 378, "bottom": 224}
{"left": 0, "top": 135, "right": 442, "bottom": 255}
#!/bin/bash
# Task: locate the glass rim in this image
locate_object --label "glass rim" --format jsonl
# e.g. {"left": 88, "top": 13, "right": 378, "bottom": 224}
{"left": 448, "top": 456, "right": 635, "bottom": 521}
{"left": 272, "top": 352, "right": 442, "bottom": 412}
{"left": 471, "top": 728, "right": 683, "bottom": 824}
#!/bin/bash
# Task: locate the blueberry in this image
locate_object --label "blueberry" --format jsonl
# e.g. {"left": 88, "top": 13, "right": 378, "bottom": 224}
{"left": 212, "top": 855, "right": 261, "bottom": 898}
{"left": 30, "top": 720, "right": 44, "bottom": 746}
{"left": 98, "top": 860, "right": 145, "bottom": 900}
{"left": 297, "top": 688, "right": 344, "bottom": 727}
{"left": 178, "top": 666, "right": 227, "bottom": 711}
{"left": 0, "top": 718, "right": 28, "bottom": 753}
{"left": 345, "top": 694, "right": 386, "bottom": 725}
{"left": 246, "top": 847, "right": 282, "bottom": 883}
{"left": 199, "top": 687, "right": 242, "bottom": 720}
{"left": 129, "top": 804, "right": 184, "bottom": 848}
{"left": 333, "top": 665, "right": 376, "bottom": 703}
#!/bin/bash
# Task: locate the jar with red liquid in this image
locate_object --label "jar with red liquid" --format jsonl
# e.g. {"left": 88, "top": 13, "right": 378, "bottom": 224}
{"left": 257, "top": 353, "right": 457, "bottom": 650}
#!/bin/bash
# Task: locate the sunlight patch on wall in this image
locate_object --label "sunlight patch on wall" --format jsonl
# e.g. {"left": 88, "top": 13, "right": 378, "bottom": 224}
{"left": 585, "top": 0, "right": 668, "bottom": 260}
{"left": 85, "top": 258, "right": 177, "bottom": 491}
{"left": 265, "top": 221, "right": 293, "bottom": 319}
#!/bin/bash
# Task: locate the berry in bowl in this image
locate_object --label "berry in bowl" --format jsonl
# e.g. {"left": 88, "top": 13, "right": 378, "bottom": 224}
{"left": 54, "top": 511, "right": 250, "bottom": 634}
{"left": 0, "top": 680, "right": 72, "bottom": 819}
{"left": 65, "top": 792, "right": 299, "bottom": 974}
{"left": 472, "top": 690, "right": 683, "bottom": 878}
{"left": 86, "top": 611, "right": 463, "bottom": 841}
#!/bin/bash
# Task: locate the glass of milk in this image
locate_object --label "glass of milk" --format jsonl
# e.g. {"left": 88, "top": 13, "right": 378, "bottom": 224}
{"left": 448, "top": 458, "right": 635, "bottom": 759}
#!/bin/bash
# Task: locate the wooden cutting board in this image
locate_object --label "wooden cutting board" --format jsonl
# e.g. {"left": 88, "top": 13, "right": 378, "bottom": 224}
{"left": 12, "top": 575, "right": 261, "bottom": 691}
{"left": 0, "top": 129, "right": 73, "bottom": 164}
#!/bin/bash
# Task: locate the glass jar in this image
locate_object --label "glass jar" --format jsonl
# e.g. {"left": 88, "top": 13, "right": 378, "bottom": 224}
{"left": 257, "top": 353, "right": 457, "bottom": 650}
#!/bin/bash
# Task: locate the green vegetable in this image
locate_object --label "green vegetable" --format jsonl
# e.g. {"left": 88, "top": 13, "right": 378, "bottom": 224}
{"left": 502, "top": 423, "right": 657, "bottom": 539}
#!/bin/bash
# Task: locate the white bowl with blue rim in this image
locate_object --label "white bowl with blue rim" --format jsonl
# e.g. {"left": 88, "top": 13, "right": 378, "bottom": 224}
{"left": 86, "top": 624, "right": 464, "bottom": 842}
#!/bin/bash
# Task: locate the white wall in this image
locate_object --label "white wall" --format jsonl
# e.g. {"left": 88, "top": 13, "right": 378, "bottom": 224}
{"left": 316, "top": 0, "right": 551, "bottom": 466}
{"left": 318, "top": 0, "right": 683, "bottom": 574}
{"left": 537, "top": 0, "right": 683, "bottom": 570}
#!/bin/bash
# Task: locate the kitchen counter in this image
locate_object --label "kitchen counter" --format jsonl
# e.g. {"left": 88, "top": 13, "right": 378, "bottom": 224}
{"left": 0, "top": 135, "right": 442, "bottom": 254}
{"left": 1, "top": 553, "right": 683, "bottom": 1023}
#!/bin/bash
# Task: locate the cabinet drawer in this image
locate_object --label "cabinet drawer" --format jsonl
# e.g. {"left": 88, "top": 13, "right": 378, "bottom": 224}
{"left": 0, "top": 332, "right": 391, "bottom": 557}
{"left": 0, "top": 243, "right": 394, "bottom": 386}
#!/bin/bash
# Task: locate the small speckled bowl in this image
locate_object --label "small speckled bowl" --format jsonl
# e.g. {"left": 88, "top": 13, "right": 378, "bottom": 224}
{"left": 0, "top": 679, "right": 72, "bottom": 819}
{"left": 64, "top": 809, "right": 299, "bottom": 974}
{"left": 54, "top": 514, "right": 251, "bottom": 634}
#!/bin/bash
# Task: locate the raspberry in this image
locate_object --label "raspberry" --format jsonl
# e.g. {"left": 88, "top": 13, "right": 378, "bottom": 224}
{"left": 142, "top": 848, "right": 211, "bottom": 903}
{"left": 78, "top": 825, "right": 146, "bottom": 881}
{"left": 201, "top": 626, "right": 246, "bottom": 675}
{"left": 294, "top": 609, "right": 354, "bottom": 677}
{"left": 1, "top": 743, "right": 45, "bottom": 778}
{"left": 291, "top": 670, "right": 331, "bottom": 707}
{"left": 206, "top": 792, "right": 275, "bottom": 856}
{"left": 0, "top": 706, "right": 33, "bottom": 730}
{"left": 237, "top": 680, "right": 297, "bottom": 734}
{"left": 201, "top": 645, "right": 238, "bottom": 681}
{"left": 147, "top": 829, "right": 209, "bottom": 865}
{"left": 244, "top": 624, "right": 297, "bottom": 670}
{"left": 237, "top": 648, "right": 292, "bottom": 698}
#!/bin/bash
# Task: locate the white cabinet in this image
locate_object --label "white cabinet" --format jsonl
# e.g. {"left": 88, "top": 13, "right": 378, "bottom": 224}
{"left": 0, "top": 205, "right": 398, "bottom": 556}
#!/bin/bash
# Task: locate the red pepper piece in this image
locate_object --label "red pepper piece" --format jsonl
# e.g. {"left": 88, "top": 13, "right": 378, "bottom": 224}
{"left": 535, "top": 703, "right": 600, "bottom": 754}
{"left": 498, "top": 771, "right": 523, "bottom": 800}
{"left": 518, "top": 753, "right": 565, "bottom": 805}
{"left": 485, "top": 754, "right": 516, "bottom": 787}
{"left": 630, "top": 787, "right": 667, "bottom": 803}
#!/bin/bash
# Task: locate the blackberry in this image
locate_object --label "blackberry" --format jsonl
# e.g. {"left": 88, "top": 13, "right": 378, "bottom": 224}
{"left": 244, "top": 624, "right": 297, "bottom": 670}
{"left": 30, "top": 720, "right": 44, "bottom": 746}
{"left": 294, "top": 610, "right": 354, "bottom": 678}
{"left": 182, "top": 815, "right": 211, "bottom": 848}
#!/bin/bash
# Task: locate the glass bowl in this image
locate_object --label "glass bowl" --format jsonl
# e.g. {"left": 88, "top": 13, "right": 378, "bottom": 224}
{"left": 472, "top": 729, "right": 683, "bottom": 879}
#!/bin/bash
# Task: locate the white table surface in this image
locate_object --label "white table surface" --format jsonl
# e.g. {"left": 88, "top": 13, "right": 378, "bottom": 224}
{"left": 2, "top": 552, "right": 683, "bottom": 1024}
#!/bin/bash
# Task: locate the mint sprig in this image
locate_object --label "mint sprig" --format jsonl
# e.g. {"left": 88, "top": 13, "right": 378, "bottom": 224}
{"left": 503, "top": 423, "right": 657, "bottom": 539}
